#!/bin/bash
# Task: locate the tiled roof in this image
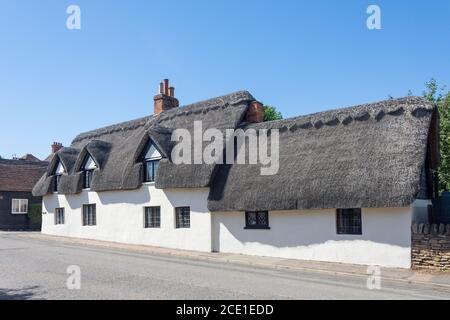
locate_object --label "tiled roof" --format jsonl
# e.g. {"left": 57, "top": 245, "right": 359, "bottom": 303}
{"left": 0, "top": 159, "right": 48, "bottom": 192}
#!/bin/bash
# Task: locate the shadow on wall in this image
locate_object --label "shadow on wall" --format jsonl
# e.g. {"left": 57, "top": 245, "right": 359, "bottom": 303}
{"left": 0, "top": 286, "right": 40, "bottom": 300}
{"left": 97, "top": 189, "right": 151, "bottom": 206}
{"left": 47, "top": 187, "right": 208, "bottom": 213}
{"left": 45, "top": 196, "right": 62, "bottom": 212}
{"left": 63, "top": 188, "right": 151, "bottom": 208}
{"left": 164, "top": 188, "right": 209, "bottom": 214}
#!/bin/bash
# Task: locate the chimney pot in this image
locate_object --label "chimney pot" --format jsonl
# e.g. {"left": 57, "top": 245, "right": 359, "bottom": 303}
{"left": 164, "top": 79, "right": 169, "bottom": 95}
{"left": 154, "top": 79, "right": 179, "bottom": 115}
{"left": 51, "top": 142, "right": 63, "bottom": 154}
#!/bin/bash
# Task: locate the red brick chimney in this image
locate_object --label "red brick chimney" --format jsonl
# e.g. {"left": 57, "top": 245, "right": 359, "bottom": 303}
{"left": 246, "top": 101, "right": 264, "bottom": 123}
{"left": 154, "top": 79, "right": 179, "bottom": 115}
{"left": 51, "top": 142, "right": 63, "bottom": 154}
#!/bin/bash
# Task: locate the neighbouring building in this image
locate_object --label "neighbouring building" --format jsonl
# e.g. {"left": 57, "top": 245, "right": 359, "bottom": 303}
{"left": 0, "top": 155, "right": 49, "bottom": 230}
{"left": 33, "top": 80, "right": 439, "bottom": 268}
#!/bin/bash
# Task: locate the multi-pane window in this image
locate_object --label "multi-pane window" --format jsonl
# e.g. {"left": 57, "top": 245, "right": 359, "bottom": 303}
{"left": 82, "top": 204, "right": 96, "bottom": 226}
{"left": 143, "top": 141, "right": 161, "bottom": 183}
{"left": 336, "top": 208, "right": 362, "bottom": 235}
{"left": 53, "top": 160, "right": 65, "bottom": 192}
{"left": 55, "top": 208, "right": 65, "bottom": 225}
{"left": 175, "top": 207, "right": 190, "bottom": 228}
{"left": 11, "top": 199, "right": 28, "bottom": 214}
{"left": 144, "top": 160, "right": 160, "bottom": 183}
{"left": 84, "top": 170, "right": 94, "bottom": 189}
{"left": 144, "top": 206, "right": 161, "bottom": 228}
{"left": 245, "top": 211, "right": 270, "bottom": 229}
{"left": 82, "top": 155, "right": 97, "bottom": 189}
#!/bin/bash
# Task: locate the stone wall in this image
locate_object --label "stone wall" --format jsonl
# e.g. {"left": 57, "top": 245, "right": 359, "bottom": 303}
{"left": 411, "top": 223, "right": 450, "bottom": 271}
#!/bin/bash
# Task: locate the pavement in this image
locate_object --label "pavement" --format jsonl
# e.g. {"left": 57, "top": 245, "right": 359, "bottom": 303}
{"left": 1, "top": 231, "right": 450, "bottom": 299}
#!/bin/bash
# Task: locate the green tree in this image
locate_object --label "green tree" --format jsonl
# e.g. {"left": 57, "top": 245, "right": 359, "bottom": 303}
{"left": 423, "top": 79, "right": 450, "bottom": 192}
{"left": 28, "top": 204, "right": 42, "bottom": 225}
{"left": 263, "top": 105, "right": 283, "bottom": 122}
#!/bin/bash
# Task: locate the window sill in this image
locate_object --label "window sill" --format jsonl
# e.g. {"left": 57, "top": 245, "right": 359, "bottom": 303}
{"left": 143, "top": 182, "right": 156, "bottom": 185}
{"left": 11, "top": 212, "right": 27, "bottom": 215}
{"left": 244, "top": 226, "right": 271, "bottom": 230}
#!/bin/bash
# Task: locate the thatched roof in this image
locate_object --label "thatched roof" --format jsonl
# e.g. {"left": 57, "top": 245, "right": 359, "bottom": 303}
{"left": 208, "top": 97, "right": 437, "bottom": 211}
{"left": 33, "top": 92, "right": 437, "bottom": 212}
{"left": 33, "top": 91, "right": 255, "bottom": 196}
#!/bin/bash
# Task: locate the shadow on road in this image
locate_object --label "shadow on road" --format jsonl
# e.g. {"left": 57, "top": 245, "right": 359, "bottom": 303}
{"left": 0, "top": 286, "right": 40, "bottom": 300}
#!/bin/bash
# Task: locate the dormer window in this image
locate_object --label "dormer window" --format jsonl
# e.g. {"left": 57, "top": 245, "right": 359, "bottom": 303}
{"left": 82, "top": 154, "right": 97, "bottom": 189}
{"left": 143, "top": 141, "right": 162, "bottom": 183}
{"left": 53, "top": 160, "right": 65, "bottom": 192}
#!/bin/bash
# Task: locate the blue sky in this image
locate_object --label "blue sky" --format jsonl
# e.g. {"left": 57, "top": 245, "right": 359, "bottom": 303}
{"left": 1, "top": 0, "right": 449, "bottom": 160}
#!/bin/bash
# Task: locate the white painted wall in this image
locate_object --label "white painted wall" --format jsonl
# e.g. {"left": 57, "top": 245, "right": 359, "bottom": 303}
{"left": 42, "top": 185, "right": 211, "bottom": 252}
{"left": 42, "top": 187, "right": 413, "bottom": 268}
{"left": 212, "top": 207, "right": 412, "bottom": 268}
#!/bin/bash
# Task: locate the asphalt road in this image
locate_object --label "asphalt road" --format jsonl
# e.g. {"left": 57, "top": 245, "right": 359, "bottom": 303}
{"left": 0, "top": 232, "right": 449, "bottom": 300}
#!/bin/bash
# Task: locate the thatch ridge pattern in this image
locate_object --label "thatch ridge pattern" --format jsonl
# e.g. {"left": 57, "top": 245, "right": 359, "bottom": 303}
{"left": 33, "top": 93, "right": 436, "bottom": 213}
{"left": 208, "top": 96, "right": 436, "bottom": 212}
{"left": 33, "top": 91, "right": 254, "bottom": 196}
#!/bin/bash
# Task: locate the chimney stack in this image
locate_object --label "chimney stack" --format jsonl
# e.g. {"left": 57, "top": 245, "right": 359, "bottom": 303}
{"left": 246, "top": 101, "right": 264, "bottom": 123}
{"left": 154, "top": 79, "right": 179, "bottom": 115}
{"left": 51, "top": 142, "right": 63, "bottom": 154}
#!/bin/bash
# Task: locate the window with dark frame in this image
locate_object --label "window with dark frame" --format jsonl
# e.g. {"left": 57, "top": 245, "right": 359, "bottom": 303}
{"left": 54, "top": 174, "right": 61, "bottom": 192}
{"left": 144, "top": 160, "right": 159, "bottom": 183}
{"left": 245, "top": 211, "right": 270, "bottom": 229}
{"left": 84, "top": 169, "right": 94, "bottom": 189}
{"left": 175, "top": 207, "right": 190, "bottom": 228}
{"left": 144, "top": 206, "right": 161, "bottom": 228}
{"left": 336, "top": 208, "right": 362, "bottom": 235}
{"left": 82, "top": 154, "right": 97, "bottom": 189}
{"left": 82, "top": 204, "right": 96, "bottom": 226}
{"left": 142, "top": 141, "right": 161, "bottom": 183}
{"left": 55, "top": 208, "right": 65, "bottom": 225}
{"left": 52, "top": 160, "right": 64, "bottom": 192}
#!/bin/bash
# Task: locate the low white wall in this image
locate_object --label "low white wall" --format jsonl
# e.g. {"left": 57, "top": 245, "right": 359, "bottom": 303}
{"left": 212, "top": 207, "right": 412, "bottom": 268}
{"left": 42, "top": 185, "right": 211, "bottom": 252}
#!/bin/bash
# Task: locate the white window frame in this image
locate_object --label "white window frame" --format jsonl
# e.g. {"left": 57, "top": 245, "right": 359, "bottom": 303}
{"left": 11, "top": 199, "right": 28, "bottom": 214}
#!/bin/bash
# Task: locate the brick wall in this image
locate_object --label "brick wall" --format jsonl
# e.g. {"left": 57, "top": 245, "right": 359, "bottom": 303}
{"left": 411, "top": 223, "right": 450, "bottom": 271}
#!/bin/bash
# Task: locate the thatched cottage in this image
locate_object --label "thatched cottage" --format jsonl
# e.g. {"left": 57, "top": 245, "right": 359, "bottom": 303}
{"left": 33, "top": 80, "right": 438, "bottom": 268}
